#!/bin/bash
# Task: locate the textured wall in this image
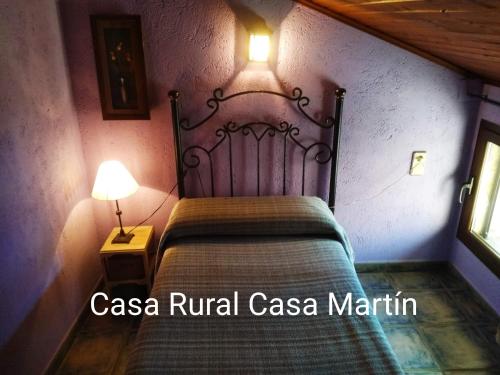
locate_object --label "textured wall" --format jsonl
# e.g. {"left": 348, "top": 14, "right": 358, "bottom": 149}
{"left": 275, "top": 6, "right": 478, "bottom": 262}
{"left": 0, "top": 0, "right": 100, "bottom": 373}
{"left": 450, "top": 84, "right": 500, "bottom": 314}
{"left": 0, "top": 1, "right": 489, "bottom": 372}
{"left": 0, "top": 0, "right": 488, "bottom": 371}
{"left": 60, "top": 0, "right": 477, "bottom": 263}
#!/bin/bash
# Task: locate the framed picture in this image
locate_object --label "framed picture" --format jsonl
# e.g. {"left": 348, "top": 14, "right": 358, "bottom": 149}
{"left": 90, "top": 15, "right": 150, "bottom": 120}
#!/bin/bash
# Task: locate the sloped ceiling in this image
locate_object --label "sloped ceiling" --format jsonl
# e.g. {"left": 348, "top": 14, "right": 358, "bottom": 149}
{"left": 298, "top": 0, "right": 500, "bottom": 84}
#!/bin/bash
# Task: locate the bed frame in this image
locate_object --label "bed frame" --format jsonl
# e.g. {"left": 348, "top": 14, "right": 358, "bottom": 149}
{"left": 168, "top": 86, "right": 346, "bottom": 213}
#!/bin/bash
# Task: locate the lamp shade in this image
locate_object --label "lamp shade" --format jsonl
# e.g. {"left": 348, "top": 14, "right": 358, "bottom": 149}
{"left": 91, "top": 160, "right": 139, "bottom": 201}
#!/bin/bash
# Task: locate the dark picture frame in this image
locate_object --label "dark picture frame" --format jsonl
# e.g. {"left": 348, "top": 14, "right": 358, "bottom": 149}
{"left": 90, "top": 15, "right": 150, "bottom": 120}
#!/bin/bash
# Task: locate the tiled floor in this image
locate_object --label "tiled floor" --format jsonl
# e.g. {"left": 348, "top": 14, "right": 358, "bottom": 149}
{"left": 358, "top": 267, "right": 500, "bottom": 374}
{"left": 54, "top": 266, "right": 499, "bottom": 374}
{"left": 53, "top": 286, "right": 142, "bottom": 375}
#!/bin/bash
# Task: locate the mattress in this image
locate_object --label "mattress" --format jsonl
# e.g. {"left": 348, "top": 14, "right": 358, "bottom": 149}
{"left": 127, "top": 196, "right": 402, "bottom": 374}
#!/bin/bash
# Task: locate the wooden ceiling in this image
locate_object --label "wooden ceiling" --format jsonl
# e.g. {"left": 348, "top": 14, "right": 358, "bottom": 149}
{"left": 298, "top": 0, "right": 500, "bottom": 84}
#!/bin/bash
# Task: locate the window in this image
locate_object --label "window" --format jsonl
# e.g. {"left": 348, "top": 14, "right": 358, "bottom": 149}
{"left": 458, "top": 120, "right": 500, "bottom": 276}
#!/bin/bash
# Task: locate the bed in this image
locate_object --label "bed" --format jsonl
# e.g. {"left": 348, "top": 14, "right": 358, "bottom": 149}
{"left": 126, "top": 87, "right": 403, "bottom": 374}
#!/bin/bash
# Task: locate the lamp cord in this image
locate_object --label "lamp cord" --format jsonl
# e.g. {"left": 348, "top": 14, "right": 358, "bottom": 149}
{"left": 125, "top": 182, "right": 178, "bottom": 235}
{"left": 138, "top": 162, "right": 419, "bottom": 275}
{"left": 336, "top": 162, "right": 421, "bottom": 208}
{"left": 195, "top": 168, "right": 207, "bottom": 197}
{"left": 129, "top": 171, "right": 189, "bottom": 277}
{"left": 125, "top": 182, "right": 178, "bottom": 280}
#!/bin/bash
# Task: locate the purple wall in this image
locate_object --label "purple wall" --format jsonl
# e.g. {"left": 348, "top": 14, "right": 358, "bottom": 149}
{"left": 0, "top": 0, "right": 101, "bottom": 373}
{"left": 60, "top": 0, "right": 477, "bottom": 263}
{"left": 0, "top": 0, "right": 491, "bottom": 372}
{"left": 450, "top": 84, "right": 500, "bottom": 314}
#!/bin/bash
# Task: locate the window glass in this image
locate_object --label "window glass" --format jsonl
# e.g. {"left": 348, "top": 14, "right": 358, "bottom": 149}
{"left": 458, "top": 120, "right": 500, "bottom": 276}
{"left": 470, "top": 141, "right": 500, "bottom": 255}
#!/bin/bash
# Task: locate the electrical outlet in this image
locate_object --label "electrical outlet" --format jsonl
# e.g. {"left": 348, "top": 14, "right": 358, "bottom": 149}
{"left": 410, "top": 151, "right": 426, "bottom": 176}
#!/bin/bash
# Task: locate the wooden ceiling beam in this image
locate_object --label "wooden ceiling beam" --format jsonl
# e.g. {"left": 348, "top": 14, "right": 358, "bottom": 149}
{"left": 297, "top": 0, "right": 468, "bottom": 75}
{"left": 328, "top": 0, "right": 500, "bottom": 11}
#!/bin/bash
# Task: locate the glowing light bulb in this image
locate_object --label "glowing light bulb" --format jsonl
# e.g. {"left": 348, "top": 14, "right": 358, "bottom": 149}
{"left": 249, "top": 34, "right": 270, "bottom": 62}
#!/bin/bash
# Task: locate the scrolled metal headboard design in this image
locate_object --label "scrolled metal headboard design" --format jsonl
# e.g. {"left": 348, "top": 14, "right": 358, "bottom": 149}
{"left": 168, "top": 86, "right": 346, "bottom": 212}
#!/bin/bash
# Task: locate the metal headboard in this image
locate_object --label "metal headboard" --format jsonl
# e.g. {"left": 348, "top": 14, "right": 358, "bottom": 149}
{"left": 168, "top": 86, "right": 346, "bottom": 213}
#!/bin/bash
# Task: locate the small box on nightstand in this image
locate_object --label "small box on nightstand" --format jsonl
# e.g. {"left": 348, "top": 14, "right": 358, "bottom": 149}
{"left": 100, "top": 225, "right": 154, "bottom": 294}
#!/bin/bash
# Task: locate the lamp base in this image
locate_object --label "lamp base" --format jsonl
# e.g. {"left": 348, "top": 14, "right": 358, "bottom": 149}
{"left": 112, "top": 231, "right": 135, "bottom": 244}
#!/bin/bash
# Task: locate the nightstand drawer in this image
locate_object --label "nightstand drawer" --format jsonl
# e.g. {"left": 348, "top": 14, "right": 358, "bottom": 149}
{"left": 100, "top": 225, "right": 154, "bottom": 294}
{"left": 104, "top": 253, "right": 145, "bottom": 281}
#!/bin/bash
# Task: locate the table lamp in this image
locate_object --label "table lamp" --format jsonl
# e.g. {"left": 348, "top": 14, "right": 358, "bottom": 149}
{"left": 92, "top": 160, "right": 139, "bottom": 244}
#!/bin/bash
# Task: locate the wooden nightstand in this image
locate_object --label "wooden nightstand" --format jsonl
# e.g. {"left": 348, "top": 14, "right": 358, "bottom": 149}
{"left": 100, "top": 225, "right": 154, "bottom": 294}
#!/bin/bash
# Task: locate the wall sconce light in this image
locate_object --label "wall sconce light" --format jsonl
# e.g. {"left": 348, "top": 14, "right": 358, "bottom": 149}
{"left": 249, "top": 33, "right": 270, "bottom": 62}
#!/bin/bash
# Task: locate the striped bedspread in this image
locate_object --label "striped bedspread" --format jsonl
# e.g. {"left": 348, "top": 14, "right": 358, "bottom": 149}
{"left": 127, "top": 197, "right": 402, "bottom": 374}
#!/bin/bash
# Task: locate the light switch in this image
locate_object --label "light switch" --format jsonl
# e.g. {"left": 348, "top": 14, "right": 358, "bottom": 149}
{"left": 410, "top": 151, "right": 426, "bottom": 176}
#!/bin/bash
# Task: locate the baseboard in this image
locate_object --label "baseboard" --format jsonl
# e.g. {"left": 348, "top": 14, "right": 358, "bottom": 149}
{"left": 447, "top": 263, "right": 499, "bottom": 318}
{"left": 43, "top": 276, "right": 103, "bottom": 375}
{"left": 356, "top": 261, "right": 499, "bottom": 318}
{"left": 355, "top": 261, "right": 448, "bottom": 273}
